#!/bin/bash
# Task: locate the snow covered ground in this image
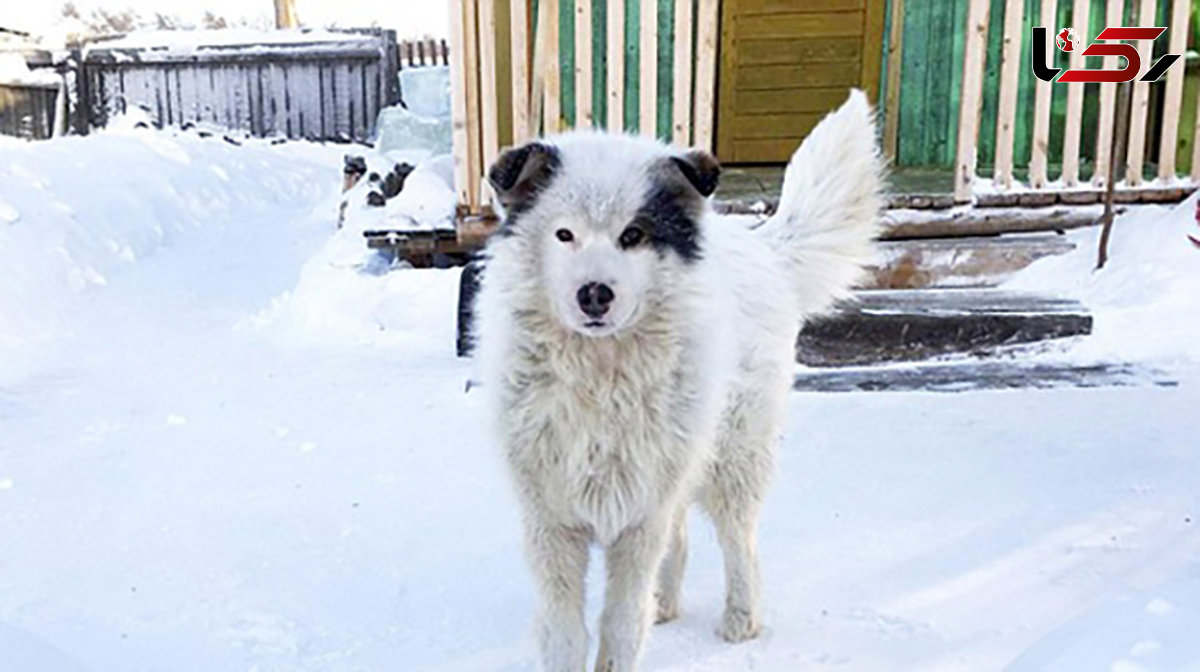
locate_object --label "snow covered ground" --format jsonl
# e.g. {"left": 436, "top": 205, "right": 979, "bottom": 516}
{"left": 1, "top": 126, "right": 1198, "bottom": 672}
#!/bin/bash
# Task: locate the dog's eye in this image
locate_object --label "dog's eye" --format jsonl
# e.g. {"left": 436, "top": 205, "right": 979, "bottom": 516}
{"left": 555, "top": 228, "right": 574, "bottom": 243}
{"left": 618, "top": 225, "right": 645, "bottom": 249}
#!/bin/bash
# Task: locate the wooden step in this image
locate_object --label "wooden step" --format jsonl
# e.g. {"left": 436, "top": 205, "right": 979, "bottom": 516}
{"left": 793, "top": 361, "right": 1176, "bottom": 393}
{"left": 867, "top": 233, "right": 1075, "bottom": 289}
{"left": 798, "top": 289, "right": 1092, "bottom": 366}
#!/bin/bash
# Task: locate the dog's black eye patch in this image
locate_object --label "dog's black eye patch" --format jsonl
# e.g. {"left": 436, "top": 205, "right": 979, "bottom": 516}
{"left": 636, "top": 175, "right": 704, "bottom": 263}
{"left": 488, "top": 142, "right": 562, "bottom": 234}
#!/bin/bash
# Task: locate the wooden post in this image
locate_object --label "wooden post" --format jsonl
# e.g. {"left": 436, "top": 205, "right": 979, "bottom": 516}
{"left": 954, "top": 0, "right": 991, "bottom": 203}
{"left": 606, "top": 0, "right": 625, "bottom": 132}
{"left": 993, "top": 0, "right": 1024, "bottom": 190}
{"left": 1028, "top": 0, "right": 1057, "bottom": 189}
{"left": 449, "top": 0, "right": 476, "bottom": 213}
{"left": 671, "top": 0, "right": 694, "bottom": 146}
{"left": 882, "top": 0, "right": 905, "bottom": 161}
{"left": 1125, "top": 0, "right": 1158, "bottom": 186}
{"left": 543, "top": 0, "right": 561, "bottom": 133}
{"left": 273, "top": 0, "right": 298, "bottom": 29}
{"left": 1157, "top": 0, "right": 1190, "bottom": 180}
{"left": 1093, "top": 0, "right": 1122, "bottom": 187}
{"left": 1061, "top": 0, "right": 1090, "bottom": 186}
{"left": 639, "top": 0, "right": 658, "bottom": 137}
{"left": 693, "top": 0, "right": 719, "bottom": 153}
{"left": 511, "top": 0, "right": 531, "bottom": 144}
{"left": 478, "top": 0, "right": 500, "bottom": 203}
{"left": 575, "top": 0, "right": 594, "bottom": 128}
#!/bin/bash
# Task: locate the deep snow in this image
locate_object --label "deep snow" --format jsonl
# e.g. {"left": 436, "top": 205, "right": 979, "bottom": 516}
{"left": 1, "top": 127, "right": 1198, "bottom": 672}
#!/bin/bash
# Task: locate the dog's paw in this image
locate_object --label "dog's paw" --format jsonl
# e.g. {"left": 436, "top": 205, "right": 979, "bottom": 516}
{"left": 718, "top": 607, "right": 761, "bottom": 643}
{"left": 654, "top": 593, "right": 680, "bottom": 624}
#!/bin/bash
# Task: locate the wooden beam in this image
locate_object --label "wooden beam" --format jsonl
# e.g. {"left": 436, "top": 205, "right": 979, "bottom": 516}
{"left": 954, "top": 0, "right": 991, "bottom": 202}
{"left": 510, "top": 0, "right": 531, "bottom": 144}
{"left": 575, "top": 0, "right": 594, "bottom": 128}
{"left": 882, "top": 0, "right": 904, "bottom": 161}
{"left": 993, "top": 0, "right": 1024, "bottom": 190}
{"left": 1028, "top": 0, "right": 1057, "bottom": 189}
{"left": 543, "top": 0, "right": 561, "bottom": 133}
{"left": 639, "top": 0, "right": 658, "bottom": 137}
{"left": 1061, "top": 0, "right": 1090, "bottom": 186}
{"left": 463, "top": 0, "right": 484, "bottom": 209}
{"left": 606, "top": 0, "right": 625, "bottom": 132}
{"left": 1125, "top": 0, "right": 1158, "bottom": 186}
{"left": 694, "top": 0, "right": 720, "bottom": 153}
{"left": 1157, "top": 0, "right": 1190, "bottom": 180}
{"left": 1093, "top": 0, "right": 1122, "bottom": 187}
{"left": 478, "top": 0, "right": 500, "bottom": 192}
{"left": 449, "top": 0, "right": 476, "bottom": 213}
{"left": 671, "top": 0, "right": 695, "bottom": 146}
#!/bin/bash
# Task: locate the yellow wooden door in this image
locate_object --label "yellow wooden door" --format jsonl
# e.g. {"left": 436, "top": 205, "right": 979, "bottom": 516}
{"left": 716, "top": 0, "right": 886, "bottom": 164}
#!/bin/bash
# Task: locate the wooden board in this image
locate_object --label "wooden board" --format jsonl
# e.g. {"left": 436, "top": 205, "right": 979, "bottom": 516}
{"left": 715, "top": 1, "right": 886, "bottom": 163}
{"left": 671, "top": 0, "right": 694, "bottom": 145}
{"left": 954, "top": 0, "right": 991, "bottom": 201}
{"left": 1157, "top": 0, "right": 1190, "bottom": 180}
{"left": 992, "top": 0, "right": 1023, "bottom": 189}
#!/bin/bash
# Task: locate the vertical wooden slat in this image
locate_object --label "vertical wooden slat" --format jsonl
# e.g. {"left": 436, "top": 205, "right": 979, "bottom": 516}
{"left": 882, "top": 0, "right": 905, "bottom": 161}
{"left": 639, "top": 0, "right": 658, "bottom": 137}
{"left": 671, "top": 0, "right": 694, "bottom": 146}
{"left": 575, "top": 0, "right": 594, "bottom": 128}
{"left": 693, "top": 0, "right": 719, "bottom": 153}
{"left": 464, "top": 0, "right": 484, "bottom": 206}
{"left": 1029, "top": 0, "right": 1057, "bottom": 189}
{"left": 543, "top": 0, "right": 561, "bottom": 133}
{"left": 478, "top": 0, "right": 500, "bottom": 191}
{"left": 1192, "top": 82, "right": 1200, "bottom": 182}
{"left": 1157, "top": 0, "right": 1190, "bottom": 180}
{"left": 511, "top": 0, "right": 531, "bottom": 144}
{"left": 606, "top": 0, "right": 625, "bottom": 132}
{"left": 1093, "top": 0, "right": 1122, "bottom": 186}
{"left": 1126, "top": 0, "right": 1158, "bottom": 186}
{"left": 449, "top": 0, "right": 473, "bottom": 211}
{"left": 993, "top": 0, "right": 1024, "bottom": 189}
{"left": 1061, "top": 0, "right": 1090, "bottom": 186}
{"left": 530, "top": 0, "right": 550, "bottom": 134}
{"left": 954, "top": 0, "right": 991, "bottom": 202}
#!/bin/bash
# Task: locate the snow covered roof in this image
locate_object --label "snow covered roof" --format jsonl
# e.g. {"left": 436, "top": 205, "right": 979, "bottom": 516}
{"left": 82, "top": 28, "right": 383, "bottom": 62}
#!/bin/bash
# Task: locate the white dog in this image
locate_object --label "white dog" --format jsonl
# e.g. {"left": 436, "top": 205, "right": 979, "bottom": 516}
{"left": 474, "top": 90, "right": 883, "bottom": 672}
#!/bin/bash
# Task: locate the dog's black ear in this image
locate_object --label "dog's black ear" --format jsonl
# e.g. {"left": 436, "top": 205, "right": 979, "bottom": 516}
{"left": 670, "top": 150, "right": 721, "bottom": 197}
{"left": 488, "top": 142, "right": 561, "bottom": 213}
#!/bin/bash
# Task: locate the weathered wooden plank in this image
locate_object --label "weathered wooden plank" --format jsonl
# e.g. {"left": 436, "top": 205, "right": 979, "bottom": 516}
{"left": 606, "top": 0, "right": 624, "bottom": 132}
{"left": 860, "top": 0, "right": 886, "bottom": 102}
{"left": 730, "top": 137, "right": 809, "bottom": 162}
{"left": 671, "top": 0, "right": 694, "bottom": 145}
{"left": 478, "top": 0, "right": 500, "bottom": 183}
{"left": 639, "top": 0, "right": 657, "bottom": 136}
{"left": 510, "top": 0, "right": 531, "bottom": 143}
{"left": 737, "top": 36, "right": 861, "bottom": 65}
{"left": 1125, "top": 0, "right": 1158, "bottom": 186}
{"left": 737, "top": 0, "right": 865, "bottom": 13}
{"left": 1028, "top": 0, "right": 1055, "bottom": 188}
{"left": 1060, "top": 0, "right": 1089, "bottom": 186}
{"left": 449, "top": 0, "right": 476, "bottom": 211}
{"left": 954, "top": 0, "right": 990, "bottom": 202}
{"left": 574, "top": 0, "right": 593, "bottom": 128}
{"left": 882, "top": 0, "right": 904, "bottom": 160}
{"left": 993, "top": 0, "right": 1023, "bottom": 189}
{"left": 735, "top": 87, "right": 854, "bottom": 114}
{"left": 694, "top": 0, "right": 719, "bottom": 153}
{"left": 543, "top": 0, "right": 562, "bottom": 133}
{"left": 1157, "top": 0, "right": 1190, "bottom": 180}
{"left": 735, "top": 11, "right": 865, "bottom": 39}
{"left": 1093, "top": 0, "right": 1122, "bottom": 187}
{"left": 731, "top": 112, "right": 823, "bottom": 139}
{"left": 735, "top": 61, "right": 860, "bottom": 90}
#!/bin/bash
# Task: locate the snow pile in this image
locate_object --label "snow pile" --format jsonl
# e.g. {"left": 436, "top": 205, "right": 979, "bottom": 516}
{"left": 0, "top": 52, "right": 61, "bottom": 87}
{"left": 84, "top": 28, "right": 377, "bottom": 54}
{"left": 0, "top": 123, "right": 342, "bottom": 384}
{"left": 1007, "top": 195, "right": 1200, "bottom": 366}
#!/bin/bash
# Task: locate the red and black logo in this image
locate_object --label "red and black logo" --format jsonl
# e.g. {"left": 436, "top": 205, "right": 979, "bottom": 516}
{"left": 1032, "top": 26, "right": 1182, "bottom": 83}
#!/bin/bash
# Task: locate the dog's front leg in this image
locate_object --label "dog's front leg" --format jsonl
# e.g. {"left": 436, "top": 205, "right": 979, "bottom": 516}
{"left": 594, "top": 517, "right": 671, "bottom": 672}
{"left": 526, "top": 522, "right": 590, "bottom": 672}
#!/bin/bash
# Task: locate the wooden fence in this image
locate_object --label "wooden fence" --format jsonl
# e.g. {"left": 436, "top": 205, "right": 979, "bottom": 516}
{"left": 449, "top": 0, "right": 721, "bottom": 220}
{"left": 0, "top": 81, "right": 61, "bottom": 140}
{"left": 952, "top": 0, "right": 1200, "bottom": 202}
{"left": 77, "top": 30, "right": 400, "bottom": 142}
{"left": 399, "top": 38, "right": 450, "bottom": 68}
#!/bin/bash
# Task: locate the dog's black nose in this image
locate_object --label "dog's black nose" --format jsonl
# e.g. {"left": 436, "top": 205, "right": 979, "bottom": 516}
{"left": 577, "top": 282, "right": 614, "bottom": 318}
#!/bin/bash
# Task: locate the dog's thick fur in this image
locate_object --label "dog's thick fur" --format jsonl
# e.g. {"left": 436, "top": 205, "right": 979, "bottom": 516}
{"left": 475, "top": 90, "right": 883, "bottom": 672}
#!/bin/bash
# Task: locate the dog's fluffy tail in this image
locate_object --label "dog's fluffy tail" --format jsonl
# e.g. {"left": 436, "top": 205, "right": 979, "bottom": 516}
{"left": 756, "top": 88, "right": 884, "bottom": 319}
